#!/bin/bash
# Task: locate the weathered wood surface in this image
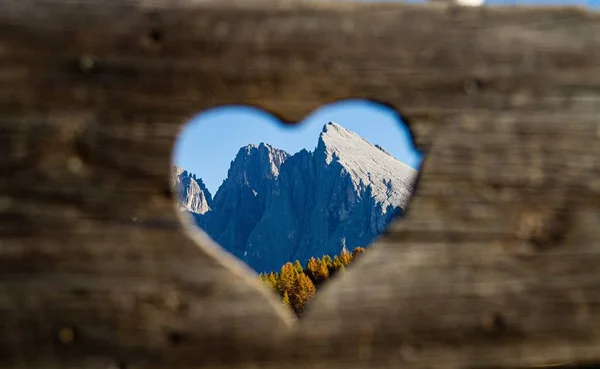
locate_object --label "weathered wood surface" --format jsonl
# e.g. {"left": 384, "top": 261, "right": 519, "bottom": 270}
{"left": 1, "top": 1, "right": 600, "bottom": 368}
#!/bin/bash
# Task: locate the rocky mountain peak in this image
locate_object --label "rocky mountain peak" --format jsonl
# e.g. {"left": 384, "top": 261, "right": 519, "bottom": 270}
{"left": 315, "top": 122, "right": 417, "bottom": 212}
{"left": 172, "top": 165, "right": 213, "bottom": 214}
{"left": 227, "top": 143, "right": 290, "bottom": 187}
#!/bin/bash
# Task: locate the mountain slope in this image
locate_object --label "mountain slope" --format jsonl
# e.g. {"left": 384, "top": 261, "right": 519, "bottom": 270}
{"left": 318, "top": 122, "right": 416, "bottom": 213}
{"left": 203, "top": 143, "right": 290, "bottom": 261}
{"left": 174, "top": 122, "right": 418, "bottom": 273}
{"left": 243, "top": 122, "right": 417, "bottom": 271}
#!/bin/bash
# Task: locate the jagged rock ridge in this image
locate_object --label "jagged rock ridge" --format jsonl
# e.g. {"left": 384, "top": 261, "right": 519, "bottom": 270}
{"left": 173, "top": 122, "right": 418, "bottom": 273}
{"left": 172, "top": 165, "right": 213, "bottom": 214}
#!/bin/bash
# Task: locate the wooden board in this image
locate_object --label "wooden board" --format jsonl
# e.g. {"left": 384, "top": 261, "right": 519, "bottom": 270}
{"left": 1, "top": 1, "right": 599, "bottom": 368}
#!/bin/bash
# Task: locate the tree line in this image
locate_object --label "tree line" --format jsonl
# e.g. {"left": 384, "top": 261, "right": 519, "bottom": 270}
{"left": 258, "top": 247, "right": 366, "bottom": 316}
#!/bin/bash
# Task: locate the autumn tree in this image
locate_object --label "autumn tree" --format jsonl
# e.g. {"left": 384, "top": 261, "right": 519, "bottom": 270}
{"left": 315, "top": 259, "right": 329, "bottom": 283}
{"left": 258, "top": 273, "right": 267, "bottom": 287}
{"left": 264, "top": 272, "right": 278, "bottom": 291}
{"left": 278, "top": 262, "right": 297, "bottom": 296}
{"left": 325, "top": 255, "right": 344, "bottom": 277}
{"left": 258, "top": 246, "right": 369, "bottom": 315}
{"left": 333, "top": 255, "right": 343, "bottom": 270}
{"left": 282, "top": 291, "right": 291, "bottom": 308}
{"left": 340, "top": 248, "right": 352, "bottom": 266}
{"left": 306, "top": 257, "right": 329, "bottom": 285}
{"left": 352, "top": 247, "right": 366, "bottom": 259}
{"left": 323, "top": 255, "right": 333, "bottom": 269}
{"left": 306, "top": 257, "right": 319, "bottom": 281}
{"left": 293, "top": 260, "right": 304, "bottom": 274}
{"left": 290, "top": 272, "right": 316, "bottom": 314}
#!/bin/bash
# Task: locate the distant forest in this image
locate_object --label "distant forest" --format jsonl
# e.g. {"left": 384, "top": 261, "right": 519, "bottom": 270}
{"left": 258, "top": 247, "right": 366, "bottom": 315}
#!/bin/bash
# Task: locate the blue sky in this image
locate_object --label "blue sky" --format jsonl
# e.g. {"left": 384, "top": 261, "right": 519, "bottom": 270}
{"left": 173, "top": 100, "right": 423, "bottom": 195}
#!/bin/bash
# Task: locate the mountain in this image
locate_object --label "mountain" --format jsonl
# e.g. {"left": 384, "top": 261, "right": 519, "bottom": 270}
{"left": 172, "top": 122, "right": 418, "bottom": 273}
{"left": 172, "top": 165, "right": 213, "bottom": 214}
{"left": 201, "top": 143, "right": 290, "bottom": 261}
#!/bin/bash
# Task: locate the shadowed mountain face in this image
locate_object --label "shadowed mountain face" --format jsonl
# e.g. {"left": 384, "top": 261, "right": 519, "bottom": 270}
{"left": 173, "top": 122, "right": 418, "bottom": 273}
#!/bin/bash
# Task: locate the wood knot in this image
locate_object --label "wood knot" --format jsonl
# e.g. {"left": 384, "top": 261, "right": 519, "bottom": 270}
{"left": 141, "top": 28, "right": 164, "bottom": 50}
{"left": 482, "top": 312, "right": 507, "bottom": 334}
{"left": 67, "top": 156, "right": 83, "bottom": 174}
{"left": 107, "top": 362, "right": 127, "bottom": 369}
{"left": 149, "top": 28, "right": 163, "bottom": 44}
{"left": 57, "top": 326, "right": 76, "bottom": 344}
{"left": 167, "top": 331, "right": 187, "bottom": 346}
{"left": 516, "top": 208, "right": 570, "bottom": 251}
{"left": 463, "top": 78, "right": 483, "bottom": 95}
{"left": 400, "top": 343, "right": 420, "bottom": 362}
{"left": 164, "top": 289, "right": 188, "bottom": 313}
{"left": 78, "top": 55, "right": 98, "bottom": 73}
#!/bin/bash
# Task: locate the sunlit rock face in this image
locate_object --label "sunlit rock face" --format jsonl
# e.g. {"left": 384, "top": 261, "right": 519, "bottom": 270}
{"left": 172, "top": 165, "right": 213, "bottom": 215}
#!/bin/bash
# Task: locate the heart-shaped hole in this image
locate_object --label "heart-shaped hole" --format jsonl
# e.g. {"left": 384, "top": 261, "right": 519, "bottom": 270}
{"left": 171, "top": 100, "right": 422, "bottom": 316}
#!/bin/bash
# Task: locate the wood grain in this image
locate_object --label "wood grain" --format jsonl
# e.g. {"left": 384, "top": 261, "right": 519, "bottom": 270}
{"left": 1, "top": 1, "right": 599, "bottom": 368}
